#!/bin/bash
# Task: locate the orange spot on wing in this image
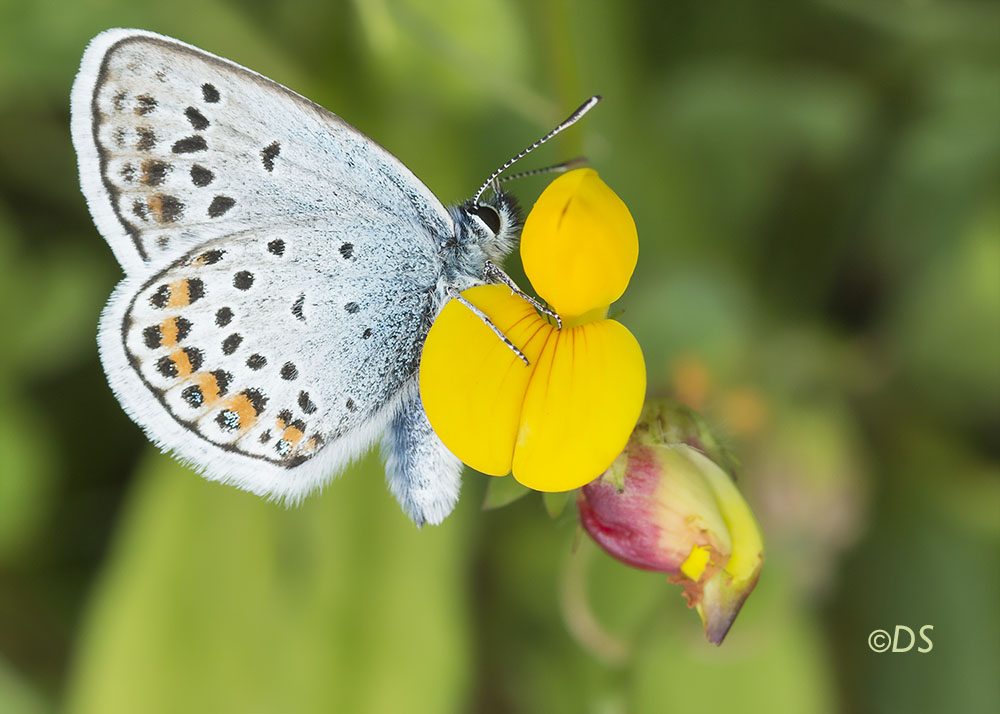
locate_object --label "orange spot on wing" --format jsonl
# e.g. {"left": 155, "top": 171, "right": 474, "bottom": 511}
{"left": 160, "top": 317, "right": 179, "bottom": 347}
{"left": 141, "top": 160, "right": 173, "bottom": 188}
{"left": 189, "top": 372, "right": 222, "bottom": 406}
{"left": 282, "top": 425, "right": 305, "bottom": 447}
{"left": 222, "top": 393, "right": 258, "bottom": 433}
{"left": 166, "top": 279, "right": 190, "bottom": 308}
{"left": 146, "top": 194, "right": 182, "bottom": 224}
{"left": 147, "top": 194, "right": 166, "bottom": 222}
{"left": 301, "top": 436, "right": 324, "bottom": 457}
{"left": 169, "top": 348, "right": 193, "bottom": 378}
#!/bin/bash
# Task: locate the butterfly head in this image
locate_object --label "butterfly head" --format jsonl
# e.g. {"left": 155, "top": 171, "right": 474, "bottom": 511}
{"left": 452, "top": 95, "right": 601, "bottom": 270}
{"left": 458, "top": 189, "right": 522, "bottom": 263}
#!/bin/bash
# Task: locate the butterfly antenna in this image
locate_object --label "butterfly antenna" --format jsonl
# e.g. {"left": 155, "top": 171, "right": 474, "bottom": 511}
{"left": 499, "top": 157, "right": 589, "bottom": 184}
{"left": 473, "top": 95, "right": 601, "bottom": 204}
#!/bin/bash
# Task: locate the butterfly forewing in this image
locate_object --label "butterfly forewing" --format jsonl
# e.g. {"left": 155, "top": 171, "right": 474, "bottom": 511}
{"left": 74, "top": 29, "right": 454, "bottom": 271}
{"left": 75, "top": 29, "right": 456, "bottom": 502}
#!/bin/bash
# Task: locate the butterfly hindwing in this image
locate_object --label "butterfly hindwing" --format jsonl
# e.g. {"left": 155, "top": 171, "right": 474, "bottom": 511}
{"left": 101, "top": 224, "right": 435, "bottom": 501}
{"left": 75, "top": 29, "right": 459, "bottom": 506}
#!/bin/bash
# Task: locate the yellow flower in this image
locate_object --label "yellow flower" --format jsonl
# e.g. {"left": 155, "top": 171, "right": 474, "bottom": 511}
{"left": 521, "top": 168, "right": 638, "bottom": 320}
{"left": 420, "top": 170, "right": 646, "bottom": 491}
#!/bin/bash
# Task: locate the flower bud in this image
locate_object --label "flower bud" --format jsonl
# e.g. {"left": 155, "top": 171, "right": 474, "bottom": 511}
{"left": 577, "top": 400, "right": 764, "bottom": 644}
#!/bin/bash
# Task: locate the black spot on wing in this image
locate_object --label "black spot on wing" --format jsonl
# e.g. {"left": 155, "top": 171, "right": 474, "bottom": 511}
{"left": 190, "top": 165, "right": 213, "bottom": 186}
{"left": 182, "top": 385, "right": 203, "bottom": 408}
{"left": 151, "top": 194, "right": 184, "bottom": 223}
{"left": 298, "top": 391, "right": 317, "bottom": 414}
{"left": 174, "top": 317, "right": 193, "bottom": 342}
{"left": 135, "top": 94, "right": 157, "bottom": 115}
{"left": 156, "top": 355, "right": 177, "bottom": 378}
{"left": 183, "top": 347, "right": 204, "bottom": 372}
{"left": 197, "top": 249, "right": 225, "bottom": 265}
{"left": 132, "top": 200, "right": 148, "bottom": 221}
{"left": 150, "top": 284, "right": 170, "bottom": 308}
{"left": 212, "top": 369, "right": 232, "bottom": 395}
{"left": 280, "top": 362, "right": 298, "bottom": 380}
{"left": 215, "top": 307, "right": 233, "bottom": 327}
{"left": 291, "top": 294, "right": 305, "bottom": 321}
{"left": 172, "top": 135, "right": 207, "bottom": 154}
{"left": 202, "top": 83, "right": 220, "bottom": 103}
{"left": 136, "top": 128, "right": 156, "bottom": 151}
{"left": 208, "top": 195, "right": 236, "bottom": 218}
{"left": 267, "top": 239, "right": 285, "bottom": 256}
{"left": 362, "top": 328, "right": 372, "bottom": 339}
{"left": 261, "top": 142, "right": 280, "bottom": 171}
{"left": 141, "top": 159, "right": 170, "bottom": 186}
{"left": 188, "top": 278, "right": 205, "bottom": 303}
{"left": 346, "top": 398, "right": 356, "bottom": 412}
{"left": 339, "top": 243, "right": 353, "bottom": 260}
{"left": 242, "top": 388, "right": 268, "bottom": 416}
{"left": 222, "top": 333, "right": 243, "bottom": 355}
{"left": 246, "top": 353, "right": 267, "bottom": 370}
{"left": 233, "top": 271, "right": 254, "bottom": 290}
{"left": 216, "top": 410, "right": 239, "bottom": 432}
{"left": 344, "top": 302, "right": 359, "bottom": 314}
{"left": 184, "top": 106, "right": 209, "bottom": 130}
{"left": 143, "top": 324, "right": 162, "bottom": 349}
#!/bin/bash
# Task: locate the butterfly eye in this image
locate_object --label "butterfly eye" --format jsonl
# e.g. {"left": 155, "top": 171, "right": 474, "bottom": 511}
{"left": 472, "top": 204, "right": 501, "bottom": 234}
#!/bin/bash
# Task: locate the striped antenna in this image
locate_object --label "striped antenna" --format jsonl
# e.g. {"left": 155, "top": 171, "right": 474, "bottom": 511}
{"left": 499, "top": 156, "right": 588, "bottom": 184}
{"left": 472, "top": 95, "right": 601, "bottom": 204}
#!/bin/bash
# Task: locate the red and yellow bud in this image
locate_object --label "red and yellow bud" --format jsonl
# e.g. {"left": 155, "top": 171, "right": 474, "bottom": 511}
{"left": 578, "top": 400, "right": 764, "bottom": 644}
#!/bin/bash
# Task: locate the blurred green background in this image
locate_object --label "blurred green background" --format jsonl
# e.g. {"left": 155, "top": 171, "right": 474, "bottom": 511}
{"left": 1, "top": 0, "right": 998, "bottom": 712}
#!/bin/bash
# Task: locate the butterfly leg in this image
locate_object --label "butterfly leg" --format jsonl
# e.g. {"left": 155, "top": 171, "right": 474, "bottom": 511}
{"left": 483, "top": 261, "right": 562, "bottom": 329}
{"left": 447, "top": 287, "right": 530, "bottom": 366}
{"left": 383, "top": 391, "right": 462, "bottom": 528}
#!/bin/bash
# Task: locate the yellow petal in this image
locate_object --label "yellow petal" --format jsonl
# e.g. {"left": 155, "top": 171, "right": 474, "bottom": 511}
{"left": 512, "top": 319, "right": 645, "bottom": 491}
{"left": 685, "top": 447, "right": 765, "bottom": 643}
{"left": 420, "top": 286, "right": 551, "bottom": 475}
{"left": 521, "top": 169, "right": 638, "bottom": 319}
